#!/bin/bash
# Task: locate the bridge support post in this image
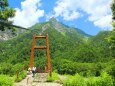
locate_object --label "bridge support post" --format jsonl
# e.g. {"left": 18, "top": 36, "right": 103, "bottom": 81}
{"left": 29, "top": 34, "right": 52, "bottom": 77}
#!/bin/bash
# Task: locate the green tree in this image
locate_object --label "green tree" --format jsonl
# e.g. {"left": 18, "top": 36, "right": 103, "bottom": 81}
{"left": 111, "top": 0, "right": 115, "bottom": 20}
{"left": 0, "top": 0, "right": 15, "bottom": 31}
{"left": 108, "top": 0, "right": 115, "bottom": 57}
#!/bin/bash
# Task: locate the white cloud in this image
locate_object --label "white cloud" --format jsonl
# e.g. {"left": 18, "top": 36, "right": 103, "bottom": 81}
{"left": 94, "top": 15, "right": 112, "bottom": 30}
{"left": 54, "top": 0, "right": 80, "bottom": 21}
{"left": 10, "top": 0, "right": 44, "bottom": 28}
{"left": 46, "top": 12, "right": 55, "bottom": 21}
{"left": 53, "top": 0, "right": 112, "bottom": 30}
{"left": 62, "top": 11, "right": 80, "bottom": 21}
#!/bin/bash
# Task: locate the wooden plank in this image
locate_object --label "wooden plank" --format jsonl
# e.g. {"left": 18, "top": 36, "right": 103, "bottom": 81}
{"left": 34, "top": 46, "right": 47, "bottom": 49}
{"left": 35, "top": 36, "right": 46, "bottom": 38}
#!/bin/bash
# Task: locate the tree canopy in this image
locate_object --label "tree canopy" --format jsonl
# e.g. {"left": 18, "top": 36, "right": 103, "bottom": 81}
{"left": 111, "top": 0, "right": 115, "bottom": 20}
{"left": 0, "top": 0, "right": 15, "bottom": 31}
{"left": 108, "top": 0, "right": 115, "bottom": 57}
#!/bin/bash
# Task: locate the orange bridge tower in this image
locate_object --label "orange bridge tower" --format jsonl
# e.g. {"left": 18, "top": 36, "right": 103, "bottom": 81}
{"left": 29, "top": 34, "right": 52, "bottom": 76}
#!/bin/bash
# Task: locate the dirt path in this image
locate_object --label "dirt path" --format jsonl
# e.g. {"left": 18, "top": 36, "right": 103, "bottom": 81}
{"left": 14, "top": 73, "right": 63, "bottom": 86}
{"left": 32, "top": 82, "right": 63, "bottom": 86}
{"left": 14, "top": 74, "right": 34, "bottom": 86}
{"left": 59, "top": 75, "right": 67, "bottom": 81}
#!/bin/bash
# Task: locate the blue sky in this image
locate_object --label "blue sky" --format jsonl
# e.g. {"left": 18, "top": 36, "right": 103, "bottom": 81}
{"left": 8, "top": 0, "right": 112, "bottom": 35}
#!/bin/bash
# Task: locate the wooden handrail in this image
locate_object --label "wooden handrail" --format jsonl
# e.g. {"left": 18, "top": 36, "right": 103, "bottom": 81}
{"left": 15, "top": 66, "right": 28, "bottom": 81}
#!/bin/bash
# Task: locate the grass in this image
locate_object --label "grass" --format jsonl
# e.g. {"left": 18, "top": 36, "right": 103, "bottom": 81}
{"left": 46, "top": 72, "right": 60, "bottom": 82}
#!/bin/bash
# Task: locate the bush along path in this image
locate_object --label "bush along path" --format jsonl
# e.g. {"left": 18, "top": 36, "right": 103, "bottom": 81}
{"left": 14, "top": 72, "right": 63, "bottom": 86}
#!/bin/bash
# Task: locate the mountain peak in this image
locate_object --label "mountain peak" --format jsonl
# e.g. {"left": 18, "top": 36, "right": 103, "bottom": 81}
{"left": 48, "top": 17, "right": 65, "bottom": 32}
{"left": 49, "top": 17, "right": 57, "bottom": 22}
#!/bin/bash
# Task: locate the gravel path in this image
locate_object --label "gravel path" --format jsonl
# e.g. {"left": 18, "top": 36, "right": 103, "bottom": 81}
{"left": 14, "top": 73, "right": 63, "bottom": 86}
{"left": 33, "top": 82, "right": 63, "bottom": 86}
{"left": 14, "top": 74, "right": 34, "bottom": 86}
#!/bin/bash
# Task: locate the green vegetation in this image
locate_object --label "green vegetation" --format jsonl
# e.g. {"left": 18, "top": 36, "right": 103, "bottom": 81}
{"left": 0, "top": 0, "right": 15, "bottom": 31}
{"left": 63, "top": 72, "right": 113, "bottom": 86}
{"left": 0, "top": 75, "right": 14, "bottom": 86}
{"left": 63, "top": 74, "right": 87, "bottom": 86}
{"left": 108, "top": 0, "right": 115, "bottom": 58}
{"left": 111, "top": 0, "right": 115, "bottom": 20}
{"left": 0, "top": 1, "right": 114, "bottom": 85}
{"left": 46, "top": 71, "right": 59, "bottom": 82}
{"left": 16, "top": 70, "right": 27, "bottom": 82}
{"left": 0, "top": 18, "right": 114, "bottom": 85}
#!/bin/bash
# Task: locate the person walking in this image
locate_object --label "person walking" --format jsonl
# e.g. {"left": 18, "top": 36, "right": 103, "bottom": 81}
{"left": 27, "top": 67, "right": 32, "bottom": 84}
{"left": 32, "top": 66, "right": 36, "bottom": 77}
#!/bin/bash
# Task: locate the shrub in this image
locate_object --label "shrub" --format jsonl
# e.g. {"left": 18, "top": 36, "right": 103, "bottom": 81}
{"left": 46, "top": 72, "right": 59, "bottom": 82}
{"left": 108, "top": 65, "right": 115, "bottom": 78}
{"left": 10, "top": 63, "right": 25, "bottom": 76}
{"left": 63, "top": 73, "right": 87, "bottom": 86}
{"left": 97, "top": 72, "right": 114, "bottom": 86}
{"left": 87, "top": 72, "right": 114, "bottom": 86}
{"left": 16, "top": 70, "right": 27, "bottom": 82}
{"left": 58, "top": 60, "right": 76, "bottom": 75}
{"left": 0, "top": 75, "right": 14, "bottom": 86}
{"left": 0, "top": 63, "right": 13, "bottom": 75}
{"left": 63, "top": 72, "right": 114, "bottom": 86}
{"left": 57, "top": 60, "right": 105, "bottom": 77}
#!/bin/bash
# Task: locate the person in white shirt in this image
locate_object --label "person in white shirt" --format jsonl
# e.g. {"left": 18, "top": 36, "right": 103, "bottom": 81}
{"left": 27, "top": 67, "right": 31, "bottom": 74}
{"left": 27, "top": 67, "right": 32, "bottom": 84}
{"left": 32, "top": 66, "right": 36, "bottom": 77}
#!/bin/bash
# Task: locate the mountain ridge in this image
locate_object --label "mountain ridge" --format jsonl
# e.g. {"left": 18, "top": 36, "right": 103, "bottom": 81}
{"left": 0, "top": 18, "right": 91, "bottom": 41}
{"left": 48, "top": 18, "right": 92, "bottom": 37}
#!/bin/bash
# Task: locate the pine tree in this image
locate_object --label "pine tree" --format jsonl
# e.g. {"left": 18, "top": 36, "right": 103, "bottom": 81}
{"left": 110, "top": 0, "right": 115, "bottom": 45}
{"left": 111, "top": 0, "right": 115, "bottom": 20}
{"left": 108, "top": 0, "right": 115, "bottom": 57}
{"left": 0, "top": 0, "right": 15, "bottom": 31}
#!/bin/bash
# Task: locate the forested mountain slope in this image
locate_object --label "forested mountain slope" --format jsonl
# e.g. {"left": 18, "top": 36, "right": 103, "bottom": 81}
{"left": 0, "top": 18, "right": 90, "bottom": 63}
{"left": 0, "top": 18, "right": 113, "bottom": 76}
